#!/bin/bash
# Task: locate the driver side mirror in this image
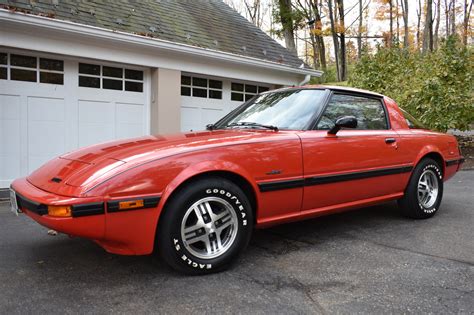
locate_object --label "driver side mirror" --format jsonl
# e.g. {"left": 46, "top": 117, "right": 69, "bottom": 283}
{"left": 328, "top": 116, "right": 358, "bottom": 135}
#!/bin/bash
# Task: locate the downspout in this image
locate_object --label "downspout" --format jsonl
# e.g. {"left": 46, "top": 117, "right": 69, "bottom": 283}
{"left": 298, "top": 74, "right": 311, "bottom": 86}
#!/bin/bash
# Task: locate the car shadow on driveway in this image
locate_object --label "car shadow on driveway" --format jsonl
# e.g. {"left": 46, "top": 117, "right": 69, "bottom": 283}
{"left": 1, "top": 191, "right": 473, "bottom": 314}
{"left": 11, "top": 201, "right": 407, "bottom": 275}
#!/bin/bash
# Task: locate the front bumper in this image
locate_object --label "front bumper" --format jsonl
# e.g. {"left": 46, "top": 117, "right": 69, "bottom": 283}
{"left": 10, "top": 177, "right": 162, "bottom": 256}
{"left": 11, "top": 178, "right": 106, "bottom": 241}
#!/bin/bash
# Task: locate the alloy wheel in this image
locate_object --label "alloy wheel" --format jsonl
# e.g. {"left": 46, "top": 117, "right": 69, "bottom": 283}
{"left": 180, "top": 197, "right": 238, "bottom": 260}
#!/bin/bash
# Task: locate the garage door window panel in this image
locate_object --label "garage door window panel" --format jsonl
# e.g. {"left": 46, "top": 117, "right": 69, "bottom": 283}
{"left": 0, "top": 53, "right": 6, "bottom": 65}
{"left": 40, "top": 58, "right": 64, "bottom": 71}
{"left": 231, "top": 82, "right": 269, "bottom": 102}
{"left": 181, "top": 75, "right": 222, "bottom": 99}
{"left": 0, "top": 53, "right": 6, "bottom": 79}
{"left": 11, "top": 69, "right": 36, "bottom": 82}
{"left": 125, "top": 81, "right": 143, "bottom": 92}
{"left": 79, "top": 63, "right": 143, "bottom": 92}
{"left": 10, "top": 54, "right": 37, "bottom": 83}
{"left": 79, "top": 63, "right": 100, "bottom": 75}
{"left": 192, "top": 77, "right": 208, "bottom": 98}
{"left": 11, "top": 54, "right": 36, "bottom": 68}
{"left": 1, "top": 53, "right": 64, "bottom": 84}
{"left": 40, "top": 72, "right": 63, "bottom": 85}
{"left": 103, "top": 66, "right": 123, "bottom": 78}
{"left": 79, "top": 76, "right": 100, "bottom": 88}
{"left": 102, "top": 66, "right": 123, "bottom": 90}
{"left": 193, "top": 88, "right": 207, "bottom": 98}
{"left": 103, "top": 78, "right": 123, "bottom": 90}
{"left": 39, "top": 58, "right": 64, "bottom": 84}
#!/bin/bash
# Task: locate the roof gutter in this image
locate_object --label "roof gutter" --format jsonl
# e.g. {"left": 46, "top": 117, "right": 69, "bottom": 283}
{"left": 0, "top": 9, "right": 323, "bottom": 77}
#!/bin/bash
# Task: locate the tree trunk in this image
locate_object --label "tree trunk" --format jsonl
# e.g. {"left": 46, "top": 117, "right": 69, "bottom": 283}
{"left": 422, "top": 0, "right": 433, "bottom": 53}
{"left": 434, "top": 0, "right": 441, "bottom": 49}
{"left": 308, "top": 24, "right": 320, "bottom": 68}
{"left": 389, "top": 0, "right": 394, "bottom": 46}
{"left": 312, "top": 0, "right": 327, "bottom": 70}
{"left": 401, "top": 0, "right": 409, "bottom": 48}
{"left": 417, "top": 0, "right": 422, "bottom": 50}
{"left": 445, "top": 0, "right": 449, "bottom": 36}
{"left": 450, "top": 0, "right": 456, "bottom": 35}
{"left": 358, "top": 0, "right": 363, "bottom": 57}
{"left": 278, "top": 0, "right": 297, "bottom": 55}
{"left": 396, "top": 0, "right": 400, "bottom": 42}
{"left": 336, "top": 0, "right": 347, "bottom": 81}
{"left": 463, "top": 0, "right": 473, "bottom": 45}
{"left": 328, "top": 0, "right": 340, "bottom": 81}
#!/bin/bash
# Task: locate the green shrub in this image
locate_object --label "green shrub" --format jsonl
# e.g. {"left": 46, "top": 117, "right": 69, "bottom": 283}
{"left": 310, "top": 64, "right": 338, "bottom": 84}
{"left": 349, "top": 36, "right": 474, "bottom": 131}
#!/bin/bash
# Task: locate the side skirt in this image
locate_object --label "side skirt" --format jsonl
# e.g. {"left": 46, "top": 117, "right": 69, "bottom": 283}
{"left": 256, "top": 192, "right": 404, "bottom": 228}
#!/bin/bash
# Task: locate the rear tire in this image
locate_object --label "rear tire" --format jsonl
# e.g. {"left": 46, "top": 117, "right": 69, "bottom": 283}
{"left": 398, "top": 158, "right": 443, "bottom": 219}
{"left": 157, "top": 177, "right": 253, "bottom": 275}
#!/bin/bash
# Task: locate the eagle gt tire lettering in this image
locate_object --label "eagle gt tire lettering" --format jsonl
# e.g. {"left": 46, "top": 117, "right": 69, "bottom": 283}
{"left": 398, "top": 158, "right": 443, "bottom": 219}
{"left": 157, "top": 177, "right": 253, "bottom": 274}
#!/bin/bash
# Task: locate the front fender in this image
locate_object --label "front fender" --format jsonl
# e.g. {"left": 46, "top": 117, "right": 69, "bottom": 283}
{"left": 159, "top": 159, "right": 259, "bottom": 215}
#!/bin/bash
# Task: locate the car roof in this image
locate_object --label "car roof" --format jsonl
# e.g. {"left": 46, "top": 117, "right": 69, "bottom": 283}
{"left": 271, "top": 85, "right": 384, "bottom": 98}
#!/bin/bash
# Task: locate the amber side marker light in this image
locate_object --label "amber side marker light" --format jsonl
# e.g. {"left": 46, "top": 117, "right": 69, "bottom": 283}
{"left": 48, "top": 205, "right": 72, "bottom": 217}
{"left": 119, "top": 200, "right": 144, "bottom": 210}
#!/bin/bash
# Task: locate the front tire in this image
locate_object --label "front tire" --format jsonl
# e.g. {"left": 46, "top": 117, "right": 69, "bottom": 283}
{"left": 398, "top": 158, "right": 443, "bottom": 219}
{"left": 157, "top": 177, "right": 253, "bottom": 275}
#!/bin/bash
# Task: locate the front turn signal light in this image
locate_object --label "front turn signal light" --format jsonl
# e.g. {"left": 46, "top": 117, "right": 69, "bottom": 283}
{"left": 119, "top": 199, "right": 144, "bottom": 210}
{"left": 48, "top": 205, "right": 72, "bottom": 217}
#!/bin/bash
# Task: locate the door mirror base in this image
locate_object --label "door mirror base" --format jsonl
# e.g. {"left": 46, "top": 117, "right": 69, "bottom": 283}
{"left": 328, "top": 116, "right": 358, "bottom": 135}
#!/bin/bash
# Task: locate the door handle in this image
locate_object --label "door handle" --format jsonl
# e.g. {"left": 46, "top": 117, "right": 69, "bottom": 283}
{"left": 385, "top": 138, "right": 396, "bottom": 144}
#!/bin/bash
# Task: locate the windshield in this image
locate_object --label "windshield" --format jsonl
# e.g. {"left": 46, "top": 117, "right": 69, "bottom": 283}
{"left": 216, "top": 89, "right": 328, "bottom": 130}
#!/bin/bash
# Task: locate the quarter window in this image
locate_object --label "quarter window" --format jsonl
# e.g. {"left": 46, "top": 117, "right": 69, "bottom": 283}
{"left": 400, "top": 108, "right": 425, "bottom": 129}
{"left": 0, "top": 52, "right": 64, "bottom": 84}
{"left": 231, "top": 82, "right": 270, "bottom": 102}
{"left": 180, "top": 75, "right": 223, "bottom": 99}
{"left": 317, "top": 94, "right": 388, "bottom": 130}
{"left": 78, "top": 63, "right": 143, "bottom": 92}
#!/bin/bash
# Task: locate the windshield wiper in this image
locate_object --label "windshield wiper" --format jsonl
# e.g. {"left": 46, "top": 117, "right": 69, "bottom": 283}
{"left": 226, "top": 121, "right": 279, "bottom": 131}
{"left": 206, "top": 124, "right": 217, "bottom": 130}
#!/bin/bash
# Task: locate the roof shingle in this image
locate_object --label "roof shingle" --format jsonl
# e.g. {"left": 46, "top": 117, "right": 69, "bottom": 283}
{"left": 1, "top": 0, "right": 306, "bottom": 69}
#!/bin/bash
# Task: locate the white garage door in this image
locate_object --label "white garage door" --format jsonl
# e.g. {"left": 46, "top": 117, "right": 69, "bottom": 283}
{"left": 0, "top": 50, "right": 149, "bottom": 188}
{"left": 180, "top": 73, "right": 270, "bottom": 132}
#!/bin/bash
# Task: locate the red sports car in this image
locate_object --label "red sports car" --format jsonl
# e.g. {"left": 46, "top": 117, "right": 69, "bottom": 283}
{"left": 10, "top": 85, "right": 464, "bottom": 274}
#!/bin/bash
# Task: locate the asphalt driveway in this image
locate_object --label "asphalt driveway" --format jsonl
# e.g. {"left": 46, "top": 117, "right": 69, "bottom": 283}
{"left": 0, "top": 171, "right": 473, "bottom": 314}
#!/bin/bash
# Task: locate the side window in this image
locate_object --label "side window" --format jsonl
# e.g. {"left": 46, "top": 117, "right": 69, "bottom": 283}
{"left": 317, "top": 94, "right": 388, "bottom": 130}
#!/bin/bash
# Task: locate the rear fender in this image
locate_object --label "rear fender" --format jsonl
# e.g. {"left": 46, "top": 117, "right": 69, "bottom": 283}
{"left": 413, "top": 145, "right": 446, "bottom": 176}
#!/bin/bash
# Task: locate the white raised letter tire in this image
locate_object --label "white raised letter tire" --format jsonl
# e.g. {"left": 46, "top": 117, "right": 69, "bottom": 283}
{"left": 157, "top": 176, "right": 253, "bottom": 275}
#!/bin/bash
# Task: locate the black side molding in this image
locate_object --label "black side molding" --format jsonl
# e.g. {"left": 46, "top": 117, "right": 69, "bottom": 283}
{"left": 71, "top": 203, "right": 104, "bottom": 217}
{"left": 446, "top": 158, "right": 465, "bottom": 167}
{"left": 258, "top": 165, "right": 413, "bottom": 192}
{"left": 258, "top": 179, "right": 305, "bottom": 192}
{"left": 304, "top": 166, "right": 413, "bottom": 186}
{"left": 107, "top": 196, "right": 161, "bottom": 213}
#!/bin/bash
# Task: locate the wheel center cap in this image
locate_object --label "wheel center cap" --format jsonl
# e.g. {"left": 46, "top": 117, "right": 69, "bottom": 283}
{"left": 205, "top": 223, "right": 215, "bottom": 233}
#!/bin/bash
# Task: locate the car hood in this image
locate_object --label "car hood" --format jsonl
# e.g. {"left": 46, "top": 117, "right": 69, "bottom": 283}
{"left": 27, "top": 130, "right": 295, "bottom": 197}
